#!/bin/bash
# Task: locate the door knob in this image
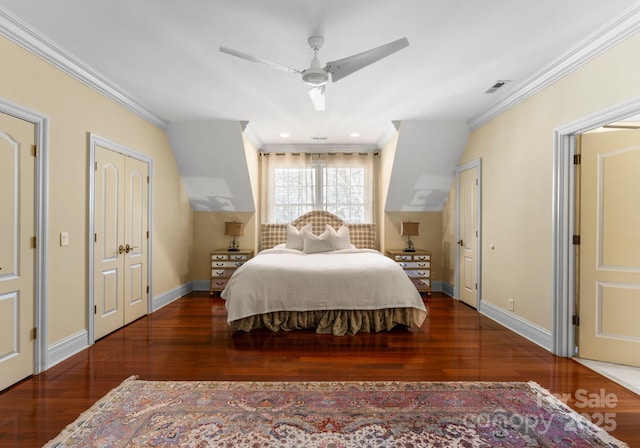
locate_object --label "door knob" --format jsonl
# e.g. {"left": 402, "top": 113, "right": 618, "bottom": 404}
{"left": 118, "top": 245, "right": 125, "bottom": 255}
{"left": 458, "top": 239, "right": 464, "bottom": 246}
{"left": 125, "top": 244, "right": 139, "bottom": 253}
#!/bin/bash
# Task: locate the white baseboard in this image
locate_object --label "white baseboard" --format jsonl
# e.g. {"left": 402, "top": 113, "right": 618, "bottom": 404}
{"left": 152, "top": 282, "right": 194, "bottom": 311}
{"left": 479, "top": 300, "right": 553, "bottom": 351}
{"left": 46, "top": 330, "right": 88, "bottom": 370}
{"left": 441, "top": 282, "right": 455, "bottom": 297}
{"left": 191, "top": 280, "right": 211, "bottom": 291}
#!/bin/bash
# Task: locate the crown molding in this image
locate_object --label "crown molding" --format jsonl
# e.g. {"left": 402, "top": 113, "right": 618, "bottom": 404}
{"left": 260, "top": 143, "right": 378, "bottom": 153}
{"left": 467, "top": 2, "right": 640, "bottom": 130}
{"left": 0, "top": 6, "right": 168, "bottom": 130}
{"left": 376, "top": 122, "right": 400, "bottom": 148}
{"left": 241, "top": 122, "right": 264, "bottom": 149}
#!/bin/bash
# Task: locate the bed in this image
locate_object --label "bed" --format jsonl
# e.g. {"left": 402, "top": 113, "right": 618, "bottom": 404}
{"left": 221, "top": 211, "right": 427, "bottom": 336}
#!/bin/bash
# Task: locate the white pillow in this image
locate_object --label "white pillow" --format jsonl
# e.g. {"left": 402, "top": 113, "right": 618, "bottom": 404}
{"left": 326, "top": 224, "right": 353, "bottom": 250}
{"left": 285, "top": 223, "right": 311, "bottom": 250}
{"left": 303, "top": 229, "right": 335, "bottom": 254}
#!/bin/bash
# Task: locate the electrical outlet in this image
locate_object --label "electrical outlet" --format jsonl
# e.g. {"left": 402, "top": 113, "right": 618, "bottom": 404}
{"left": 60, "top": 232, "right": 69, "bottom": 247}
{"left": 508, "top": 298, "right": 514, "bottom": 312}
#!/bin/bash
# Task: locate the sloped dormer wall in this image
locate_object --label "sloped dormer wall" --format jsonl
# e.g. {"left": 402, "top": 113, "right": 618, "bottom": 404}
{"left": 380, "top": 120, "right": 469, "bottom": 289}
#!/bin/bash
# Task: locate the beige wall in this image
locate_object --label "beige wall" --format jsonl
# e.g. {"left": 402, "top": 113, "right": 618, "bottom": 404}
{"left": 377, "top": 133, "right": 399, "bottom": 252}
{"left": 0, "top": 35, "right": 193, "bottom": 346}
{"left": 452, "top": 32, "right": 640, "bottom": 330}
{"left": 441, "top": 187, "right": 456, "bottom": 286}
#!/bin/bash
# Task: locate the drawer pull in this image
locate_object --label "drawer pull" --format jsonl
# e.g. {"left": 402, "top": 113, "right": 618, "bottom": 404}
{"left": 215, "top": 263, "right": 224, "bottom": 267}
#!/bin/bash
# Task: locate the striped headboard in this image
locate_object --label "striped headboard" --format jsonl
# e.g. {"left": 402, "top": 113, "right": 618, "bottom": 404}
{"left": 261, "top": 211, "right": 376, "bottom": 250}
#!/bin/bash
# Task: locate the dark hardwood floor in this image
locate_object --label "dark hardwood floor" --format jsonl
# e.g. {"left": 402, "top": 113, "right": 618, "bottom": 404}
{"left": 1, "top": 292, "right": 638, "bottom": 447}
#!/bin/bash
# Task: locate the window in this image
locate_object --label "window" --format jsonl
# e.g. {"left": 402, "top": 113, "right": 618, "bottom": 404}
{"left": 261, "top": 153, "right": 375, "bottom": 224}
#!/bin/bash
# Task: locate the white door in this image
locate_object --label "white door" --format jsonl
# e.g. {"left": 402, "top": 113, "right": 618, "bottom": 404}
{"left": 458, "top": 165, "right": 478, "bottom": 308}
{"left": 0, "top": 113, "right": 35, "bottom": 390}
{"left": 579, "top": 130, "right": 640, "bottom": 367}
{"left": 123, "top": 156, "right": 148, "bottom": 325}
{"left": 94, "top": 145, "right": 148, "bottom": 339}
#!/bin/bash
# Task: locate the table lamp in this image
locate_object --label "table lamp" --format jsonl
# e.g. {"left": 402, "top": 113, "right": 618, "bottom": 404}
{"left": 400, "top": 221, "right": 419, "bottom": 252}
{"left": 224, "top": 221, "right": 244, "bottom": 252}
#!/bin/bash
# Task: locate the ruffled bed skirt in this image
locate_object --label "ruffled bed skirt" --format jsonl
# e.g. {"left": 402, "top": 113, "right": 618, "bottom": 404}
{"left": 230, "top": 307, "right": 427, "bottom": 336}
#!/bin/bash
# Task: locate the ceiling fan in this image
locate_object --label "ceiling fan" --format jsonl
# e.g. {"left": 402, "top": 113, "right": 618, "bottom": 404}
{"left": 220, "top": 36, "right": 409, "bottom": 111}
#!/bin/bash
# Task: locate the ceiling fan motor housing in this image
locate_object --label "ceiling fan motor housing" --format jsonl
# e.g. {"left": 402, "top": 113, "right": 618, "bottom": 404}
{"left": 303, "top": 37, "right": 329, "bottom": 86}
{"left": 302, "top": 68, "right": 329, "bottom": 86}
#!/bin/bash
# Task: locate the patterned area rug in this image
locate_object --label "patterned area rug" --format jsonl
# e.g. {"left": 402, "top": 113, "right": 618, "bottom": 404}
{"left": 46, "top": 376, "right": 627, "bottom": 447}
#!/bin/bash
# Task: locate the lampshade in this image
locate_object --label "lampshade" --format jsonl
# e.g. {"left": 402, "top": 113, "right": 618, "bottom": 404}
{"left": 224, "top": 222, "right": 244, "bottom": 236}
{"left": 400, "top": 222, "right": 419, "bottom": 236}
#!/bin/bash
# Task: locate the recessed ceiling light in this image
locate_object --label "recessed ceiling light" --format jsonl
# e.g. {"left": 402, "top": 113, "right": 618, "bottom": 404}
{"left": 279, "top": 132, "right": 290, "bottom": 138}
{"left": 350, "top": 132, "right": 360, "bottom": 138}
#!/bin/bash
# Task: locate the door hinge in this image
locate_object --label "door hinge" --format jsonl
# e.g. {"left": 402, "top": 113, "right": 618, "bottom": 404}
{"left": 572, "top": 315, "right": 580, "bottom": 326}
{"left": 146, "top": 285, "right": 150, "bottom": 294}
{"left": 475, "top": 282, "right": 478, "bottom": 290}
{"left": 147, "top": 176, "right": 150, "bottom": 184}
{"left": 31, "top": 236, "right": 37, "bottom": 248}
{"left": 31, "top": 145, "right": 38, "bottom": 157}
{"left": 95, "top": 161, "right": 98, "bottom": 171}
{"left": 475, "top": 178, "right": 478, "bottom": 185}
{"left": 94, "top": 233, "right": 97, "bottom": 243}
{"left": 146, "top": 230, "right": 149, "bottom": 239}
{"left": 573, "top": 154, "right": 581, "bottom": 165}
{"left": 94, "top": 305, "right": 97, "bottom": 315}
{"left": 32, "top": 327, "right": 37, "bottom": 340}
{"left": 573, "top": 235, "right": 581, "bottom": 245}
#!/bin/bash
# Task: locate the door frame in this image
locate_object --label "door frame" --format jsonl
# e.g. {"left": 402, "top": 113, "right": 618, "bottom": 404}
{"left": 455, "top": 158, "right": 482, "bottom": 307}
{"left": 88, "top": 133, "right": 153, "bottom": 344}
{"left": 552, "top": 95, "right": 640, "bottom": 357}
{"left": 0, "top": 96, "right": 49, "bottom": 374}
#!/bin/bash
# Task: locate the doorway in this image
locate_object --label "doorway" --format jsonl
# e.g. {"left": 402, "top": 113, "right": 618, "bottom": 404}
{"left": 89, "top": 134, "right": 153, "bottom": 342}
{"left": 553, "top": 97, "right": 640, "bottom": 369}
{"left": 456, "top": 159, "right": 482, "bottom": 308}
{"left": 0, "top": 98, "right": 48, "bottom": 389}
{"left": 577, "top": 129, "right": 640, "bottom": 368}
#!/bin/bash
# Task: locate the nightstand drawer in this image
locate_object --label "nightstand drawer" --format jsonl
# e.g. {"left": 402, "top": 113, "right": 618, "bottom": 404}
{"left": 211, "top": 269, "right": 234, "bottom": 278}
{"left": 211, "top": 261, "right": 246, "bottom": 268}
{"left": 406, "top": 269, "right": 430, "bottom": 278}
{"left": 212, "top": 254, "right": 229, "bottom": 261}
{"left": 230, "top": 254, "right": 248, "bottom": 261}
{"left": 394, "top": 255, "right": 413, "bottom": 261}
{"left": 411, "top": 278, "right": 431, "bottom": 290}
{"left": 210, "top": 278, "right": 229, "bottom": 290}
{"left": 398, "top": 261, "right": 431, "bottom": 269}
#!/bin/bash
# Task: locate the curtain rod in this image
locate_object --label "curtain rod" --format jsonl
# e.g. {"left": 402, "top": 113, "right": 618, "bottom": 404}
{"left": 260, "top": 152, "right": 379, "bottom": 157}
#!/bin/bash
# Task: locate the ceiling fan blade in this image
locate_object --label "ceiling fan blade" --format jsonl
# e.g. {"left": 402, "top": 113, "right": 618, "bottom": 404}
{"left": 324, "top": 37, "right": 409, "bottom": 82}
{"left": 309, "top": 85, "right": 325, "bottom": 111}
{"left": 219, "top": 46, "right": 301, "bottom": 74}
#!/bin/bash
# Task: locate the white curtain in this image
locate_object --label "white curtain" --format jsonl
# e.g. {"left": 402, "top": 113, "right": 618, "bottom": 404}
{"left": 261, "top": 152, "right": 376, "bottom": 224}
{"left": 260, "top": 153, "right": 315, "bottom": 224}
{"left": 316, "top": 152, "right": 375, "bottom": 223}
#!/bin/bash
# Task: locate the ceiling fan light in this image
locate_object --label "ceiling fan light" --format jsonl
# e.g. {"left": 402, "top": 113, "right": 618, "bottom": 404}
{"left": 302, "top": 68, "right": 329, "bottom": 86}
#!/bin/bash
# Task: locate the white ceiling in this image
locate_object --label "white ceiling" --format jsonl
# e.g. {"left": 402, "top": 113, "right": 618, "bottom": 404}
{"left": 1, "top": 0, "right": 639, "bottom": 149}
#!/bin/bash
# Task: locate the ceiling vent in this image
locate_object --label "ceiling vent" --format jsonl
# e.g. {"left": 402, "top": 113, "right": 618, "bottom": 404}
{"left": 484, "top": 80, "right": 510, "bottom": 94}
{"left": 311, "top": 136, "right": 328, "bottom": 141}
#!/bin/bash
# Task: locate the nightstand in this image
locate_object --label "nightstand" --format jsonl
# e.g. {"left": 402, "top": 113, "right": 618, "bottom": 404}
{"left": 209, "top": 249, "right": 253, "bottom": 295}
{"left": 386, "top": 249, "right": 431, "bottom": 294}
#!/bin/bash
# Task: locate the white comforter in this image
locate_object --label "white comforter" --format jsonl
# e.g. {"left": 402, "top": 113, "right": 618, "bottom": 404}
{"left": 221, "top": 247, "right": 427, "bottom": 325}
